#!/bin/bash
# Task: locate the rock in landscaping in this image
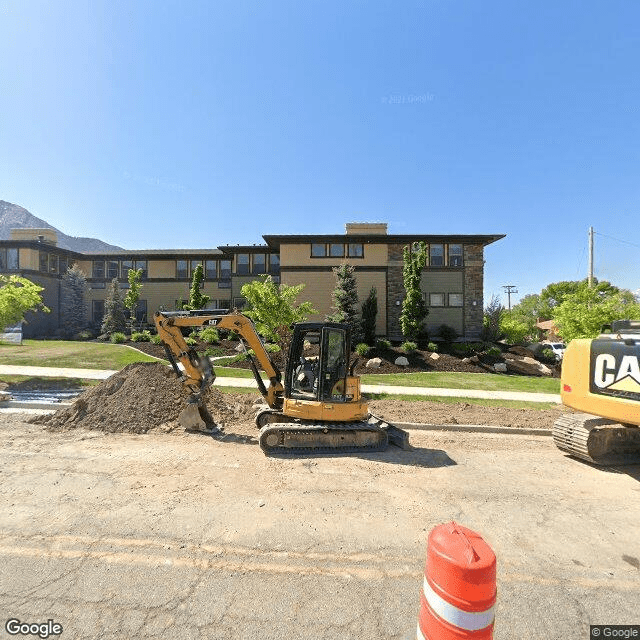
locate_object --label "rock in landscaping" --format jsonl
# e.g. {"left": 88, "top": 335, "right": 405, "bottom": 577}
{"left": 430, "top": 353, "right": 440, "bottom": 360}
{"left": 508, "top": 346, "right": 535, "bottom": 358}
{"left": 366, "top": 358, "right": 382, "bottom": 369}
{"left": 394, "top": 356, "right": 409, "bottom": 367}
{"left": 494, "top": 363, "right": 508, "bottom": 373}
{"left": 504, "top": 355, "right": 552, "bottom": 376}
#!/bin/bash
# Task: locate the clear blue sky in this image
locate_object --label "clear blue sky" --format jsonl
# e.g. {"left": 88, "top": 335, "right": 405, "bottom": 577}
{"left": 1, "top": 0, "right": 639, "bottom": 306}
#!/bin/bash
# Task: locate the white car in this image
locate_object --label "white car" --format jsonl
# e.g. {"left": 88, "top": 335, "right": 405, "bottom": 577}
{"left": 546, "top": 342, "right": 566, "bottom": 361}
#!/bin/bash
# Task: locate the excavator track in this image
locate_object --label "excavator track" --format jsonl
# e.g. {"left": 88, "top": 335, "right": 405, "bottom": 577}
{"left": 258, "top": 415, "right": 410, "bottom": 455}
{"left": 553, "top": 413, "right": 640, "bottom": 465}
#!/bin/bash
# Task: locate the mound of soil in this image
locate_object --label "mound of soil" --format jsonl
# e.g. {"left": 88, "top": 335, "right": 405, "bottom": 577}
{"left": 31, "top": 362, "right": 257, "bottom": 434}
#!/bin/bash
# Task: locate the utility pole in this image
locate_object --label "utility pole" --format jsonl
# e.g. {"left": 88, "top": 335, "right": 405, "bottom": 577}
{"left": 502, "top": 285, "right": 518, "bottom": 311}
{"left": 588, "top": 226, "right": 594, "bottom": 288}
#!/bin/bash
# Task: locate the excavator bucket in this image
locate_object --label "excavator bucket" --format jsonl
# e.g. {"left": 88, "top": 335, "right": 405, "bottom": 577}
{"left": 178, "top": 397, "right": 220, "bottom": 433}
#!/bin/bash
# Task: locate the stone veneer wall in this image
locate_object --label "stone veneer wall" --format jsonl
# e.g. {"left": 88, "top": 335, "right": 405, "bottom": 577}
{"left": 463, "top": 244, "right": 484, "bottom": 338}
{"left": 386, "top": 243, "right": 405, "bottom": 338}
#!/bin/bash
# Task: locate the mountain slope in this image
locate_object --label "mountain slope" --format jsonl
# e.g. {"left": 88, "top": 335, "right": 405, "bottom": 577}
{"left": 0, "top": 200, "right": 123, "bottom": 253}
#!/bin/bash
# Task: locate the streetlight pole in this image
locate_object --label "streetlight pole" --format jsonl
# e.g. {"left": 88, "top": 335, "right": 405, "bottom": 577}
{"left": 502, "top": 285, "right": 518, "bottom": 311}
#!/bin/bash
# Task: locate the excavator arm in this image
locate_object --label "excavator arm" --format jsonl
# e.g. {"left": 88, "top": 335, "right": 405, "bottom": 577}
{"left": 154, "top": 310, "right": 284, "bottom": 418}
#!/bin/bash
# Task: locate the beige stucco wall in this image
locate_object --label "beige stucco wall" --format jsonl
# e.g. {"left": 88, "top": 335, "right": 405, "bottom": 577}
{"left": 280, "top": 243, "right": 387, "bottom": 267}
{"left": 11, "top": 228, "right": 57, "bottom": 244}
{"left": 282, "top": 270, "right": 387, "bottom": 336}
{"left": 148, "top": 260, "right": 176, "bottom": 279}
{"left": 18, "top": 248, "right": 39, "bottom": 271}
{"left": 420, "top": 271, "right": 464, "bottom": 334}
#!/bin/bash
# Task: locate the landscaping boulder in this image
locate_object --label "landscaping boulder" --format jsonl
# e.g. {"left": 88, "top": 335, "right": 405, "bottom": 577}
{"left": 504, "top": 355, "right": 552, "bottom": 376}
{"left": 394, "top": 356, "right": 409, "bottom": 367}
{"left": 430, "top": 353, "right": 440, "bottom": 360}
{"left": 494, "top": 363, "right": 508, "bottom": 373}
{"left": 508, "top": 346, "right": 535, "bottom": 358}
{"left": 365, "top": 357, "right": 382, "bottom": 369}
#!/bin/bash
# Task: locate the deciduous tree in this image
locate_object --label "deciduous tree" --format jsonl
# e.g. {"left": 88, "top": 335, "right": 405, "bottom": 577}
{"left": 0, "top": 275, "right": 49, "bottom": 332}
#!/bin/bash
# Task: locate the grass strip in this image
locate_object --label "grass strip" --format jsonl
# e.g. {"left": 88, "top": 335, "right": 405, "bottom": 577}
{"left": 364, "top": 392, "right": 559, "bottom": 410}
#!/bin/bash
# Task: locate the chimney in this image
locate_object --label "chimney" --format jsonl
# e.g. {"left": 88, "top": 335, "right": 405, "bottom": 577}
{"left": 345, "top": 222, "right": 388, "bottom": 235}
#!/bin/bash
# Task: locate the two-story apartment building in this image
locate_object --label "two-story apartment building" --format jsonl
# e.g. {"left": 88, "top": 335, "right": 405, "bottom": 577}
{"left": 0, "top": 223, "right": 504, "bottom": 340}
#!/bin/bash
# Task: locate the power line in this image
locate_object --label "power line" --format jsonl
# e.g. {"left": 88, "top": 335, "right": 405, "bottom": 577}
{"left": 594, "top": 231, "right": 640, "bottom": 249}
{"left": 502, "top": 285, "right": 518, "bottom": 310}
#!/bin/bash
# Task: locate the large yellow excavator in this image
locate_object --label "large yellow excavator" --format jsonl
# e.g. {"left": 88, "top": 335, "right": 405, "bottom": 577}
{"left": 154, "top": 310, "right": 410, "bottom": 455}
{"left": 553, "top": 320, "right": 640, "bottom": 465}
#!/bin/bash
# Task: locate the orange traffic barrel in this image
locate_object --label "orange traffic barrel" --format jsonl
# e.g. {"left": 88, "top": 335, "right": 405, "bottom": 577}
{"left": 417, "top": 522, "right": 496, "bottom": 639}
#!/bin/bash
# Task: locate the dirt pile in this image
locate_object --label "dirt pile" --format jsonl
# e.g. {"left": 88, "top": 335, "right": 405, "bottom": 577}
{"left": 32, "top": 362, "right": 258, "bottom": 434}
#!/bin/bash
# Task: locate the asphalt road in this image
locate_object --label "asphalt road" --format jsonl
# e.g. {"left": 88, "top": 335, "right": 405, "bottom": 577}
{"left": 0, "top": 416, "right": 638, "bottom": 640}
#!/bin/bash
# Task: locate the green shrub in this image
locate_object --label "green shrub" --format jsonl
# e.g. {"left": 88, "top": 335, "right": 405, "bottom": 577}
{"left": 437, "top": 324, "right": 458, "bottom": 343}
{"left": 265, "top": 343, "right": 281, "bottom": 353}
{"left": 401, "top": 341, "right": 417, "bottom": 353}
{"left": 204, "top": 346, "right": 224, "bottom": 357}
{"left": 131, "top": 330, "right": 152, "bottom": 342}
{"left": 185, "top": 336, "right": 198, "bottom": 347}
{"left": 110, "top": 332, "right": 127, "bottom": 344}
{"left": 199, "top": 327, "right": 220, "bottom": 344}
{"left": 452, "top": 343, "right": 471, "bottom": 355}
{"left": 427, "top": 342, "right": 439, "bottom": 352}
{"left": 188, "top": 330, "right": 200, "bottom": 339}
{"left": 541, "top": 348, "right": 555, "bottom": 361}
{"left": 150, "top": 334, "right": 163, "bottom": 345}
{"left": 484, "top": 346, "right": 502, "bottom": 357}
{"left": 355, "top": 342, "right": 371, "bottom": 357}
{"left": 375, "top": 338, "right": 392, "bottom": 351}
{"left": 467, "top": 342, "right": 484, "bottom": 354}
{"left": 76, "top": 330, "right": 93, "bottom": 340}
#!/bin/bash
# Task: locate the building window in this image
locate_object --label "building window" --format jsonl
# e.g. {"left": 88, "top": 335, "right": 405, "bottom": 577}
{"left": 311, "top": 243, "right": 326, "bottom": 257}
{"left": 218, "top": 279, "right": 231, "bottom": 289}
{"left": 135, "top": 260, "right": 147, "bottom": 279}
{"left": 218, "top": 299, "right": 230, "bottom": 309}
{"left": 220, "top": 260, "right": 231, "bottom": 278}
{"left": 121, "top": 260, "right": 133, "bottom": 279}
{"left": 90, "top": 282, "right": 106, "bottom": 289}
{"left": 0, "top": 248, "right": 19, "bottom": 271}
{"left": 92, "top": 300, "right": 105, "bottom": 324}
{"left": 233, "top": 296, "right": 246, "bottom": 309}
{"left": 430, "top": 245, "right": 444, "bottom": 267}
{"left": 252, "top": 253, "right": 266, "bottom": 274}
{"left": 190, "top": 260, "right": 202, "bottom": 276}
{"left": 92, "top": 260, "right": 105, "bottom": 279}
{"left": 429, "top": 293, "right": 445, "bottom": 307}
{"left": 329, "top": 243, "right": 344, "bottom": 257}
{"left": 449, "top": 244, "right": 463, "bottom": 267}
{"left": 59, "top": 256, "right": 68, "bottom": 274}
{"left": 449, "top": 293, "right": 464, "bottom": 307}
{"left": 49, "top": 254, "right": 59, "bottom": 274}
{"left": 348, "top": 243, "right": 364, "bottom": 257}
{"left": 205, "top": 260, "right": 217, "bottom": 279}
{"left": 107, "top": 260, "right": 119, "bottom": 279}
{"left": 39, "top": 252, "right": 48, "bottom": 272}
{"left": 237, "top": 254, "right": 250, "bottom": 275}
{"left": 269, "top": 253, "right": 280, "bottom": 274}
{"left": 176, "top": 260, "right": 188, "bottom": 279}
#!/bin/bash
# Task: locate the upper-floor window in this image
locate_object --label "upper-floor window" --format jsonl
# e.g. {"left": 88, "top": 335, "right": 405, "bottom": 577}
{"left": 121, "top": 260, "right": 133, "bottom": 279}
{"left": 237, "top": 254, "right": 250, "bottom": 275}
{"left": 269, "top": 253, "right": 280, "bottom": 273}
{"left": 252, "top": 254, "right": 266, "bottom": 274}
{"left": 190, "top": 260, "right": 202, "bottom": 277}
{"left": 348, "top": 243, "right": 364, "bottom": 257}
{"left": 429, "top": 292, "right": 445, "bottom": 307}
{"left": 134, "top": 260, "right": 147, "bottom": 279}
{"left": 0, "top": 248, "right": 19, "bottom": 271}
{"left": 449, "top": 293, "right": 464, "bottom": 307}
{"left": 59, "top": 256, "right": 68, "bottom": 274}
{"left": 220, "top": 260, "right": 232, "bottom": 278}
{"left": 92, "top": 260, "right": 105, "bottom": 279}
{"left": 449, "top": 244, "right": 463, "bottom": 267}
{"left": 176, "top": 260, "right": 188, "bottom": 279}
{"left": 329, "top": 243, "right": 344, "bottom": 258}
{"left": 205, "top": 260, "right": 217, "bottom": 279}
{"left": 39, "top": 251, "right": 48, "bottom": 272}
{"left": 107, "top": 260, "right": 119, "bottom": 279}
{"left": 311, "top": 243, "right": 326, "bottom": 257}
{"left": 430, "top": 245, "right": 444, "bottom": 267}
{"left": 49, "top": 254, "right": 59, "bottom": 274}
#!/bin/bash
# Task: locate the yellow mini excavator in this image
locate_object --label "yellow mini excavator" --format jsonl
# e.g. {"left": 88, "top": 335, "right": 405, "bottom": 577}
{"left": 154, "top": 310, "right": 410, "bottom": 455}
{"left": 553, "top": 320, "right": 640, "bottom": 465}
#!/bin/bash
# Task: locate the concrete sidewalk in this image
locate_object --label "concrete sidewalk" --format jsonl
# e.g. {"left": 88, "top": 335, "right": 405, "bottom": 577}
{"left": 0, "top": 364, "right": 561, "bottom": 404}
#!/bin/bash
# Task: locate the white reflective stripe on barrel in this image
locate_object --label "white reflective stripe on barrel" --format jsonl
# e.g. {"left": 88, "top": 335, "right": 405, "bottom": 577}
{"left": 423, "top": 577, "right": 495, "bottom": 631}
{"left": 416, "top": 622, "right": 426, "bottom": 640}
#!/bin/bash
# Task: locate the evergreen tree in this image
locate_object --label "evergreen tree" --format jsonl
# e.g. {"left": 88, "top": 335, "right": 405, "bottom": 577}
{"left": 185, "top": 264, "right": 210, "bottom": 310}
{"left": 361, "top": 286, "right": 378, "bottom": 345}
{"left": 60, "top": 264, "right": 88, "bottom": 337}
{"left": 101, "top": 278, "right": 127, "bottom": 335}
{"left": 327, "top": 262, "right": 362, "bottom": 345}
{"left": 400, "top": 243, "right": 429, "bottom": 341}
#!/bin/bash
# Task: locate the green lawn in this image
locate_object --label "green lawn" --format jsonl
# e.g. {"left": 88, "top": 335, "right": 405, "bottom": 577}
{"left": 0, "top": 340, "right": 163, "bottom": 370}
{"left": 364, "top": 392, "right": 559, "bottom": 410}
{"left": 360, "top": 371, "right": 560, "bottom": 394}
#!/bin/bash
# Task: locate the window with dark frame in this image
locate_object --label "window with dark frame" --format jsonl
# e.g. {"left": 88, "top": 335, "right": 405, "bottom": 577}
{"left": 269, "top": 253, "right": 280, "bottom": 273}
{"left": 92, "top": 300, "right": 105, "bottom": 324}
{"left": 107, "top": 260, "right": 119, "bottom": 279}
{"left": 429, "top": 292, "right": 445, "bottom": 307}
{"left": 311, "top": 243, "right": 326, "bottom": 257}
{"left": 134, "top": 260, "right": 147, "bottom": 279}
{"left": 92, "top": 260, "right": 105, "bottom": 279}
{"left": 135, "top": 299, "right": 147, "bottom": 323}
{"left": 205, "top": 260, "right": 217, "bottom": 279}
{"left": 449, "top": 244, "right": 463, "bottom": 267}
{"left": 220, "top": 260, "right": 231, "bottom": 278}
{"left": 49, "top": 254, "right": 58, "bottom": 274}
{"left": 39, "top": 252, "right": 48, "bottom": 272}
{"left": 59, "top": 256, "right": 67, "bottom": 274}
{"left": 190, "top": 260, "right": 202, "bottom": 276}
{"left": 252, "top": 253, "right": 266, "bottom": 274}
{"left": 449, "top": 293, "right": 464, "bottom": 307}
{"left": 121, "top": 260, "right": 133, "bottom": 279}
{"left": 237, "top": 254, "right": 250, "bottom": 275}
{"left": 348, "top": 243, "right": 364, "bottom": 257}
{"left": 176, "top": 260, "right": 188, "bottom": 279}
{"left": 430, "top": 245, "right": 444, "bottom": 267}
{"left": 0, "top": 248, "right": 19, "bottom": 271}
{"left": 329, "top": 243, "right": 344, "bottom": 257}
